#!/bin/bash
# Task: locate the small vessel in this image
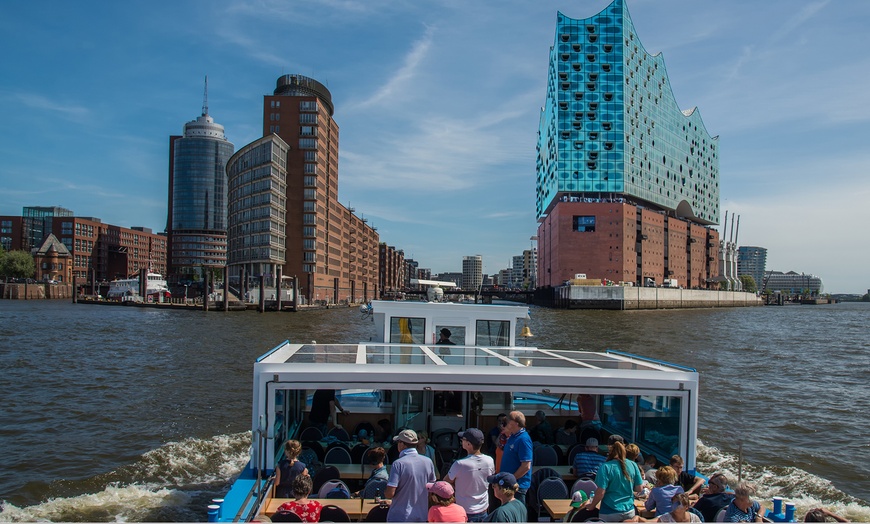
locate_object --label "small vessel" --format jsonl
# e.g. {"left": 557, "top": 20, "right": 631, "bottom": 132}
{"left": 217, "top": 300, "right": 700, "bottom": 522}
{"left": 106, "top": 272, "right": 171, "bottom": 302}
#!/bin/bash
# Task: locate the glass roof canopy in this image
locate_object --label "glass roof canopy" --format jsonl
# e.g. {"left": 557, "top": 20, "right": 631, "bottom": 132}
{"left": 258, "top": 342, "right": 694, "bottom": 373}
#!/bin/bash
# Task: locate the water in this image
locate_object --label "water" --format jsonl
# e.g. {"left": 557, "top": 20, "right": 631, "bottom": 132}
{"left": 0, "top": 300, "right": 868, "bottom": 521}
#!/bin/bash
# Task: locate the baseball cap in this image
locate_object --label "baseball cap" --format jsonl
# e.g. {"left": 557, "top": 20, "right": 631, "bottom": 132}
{"left": 426, "top": 481, "right": 454, "bottom": 499}
{"left": 487, "top": 472, "right": 518, "bottom": 488}
{"left": 585, "top": 437, "right": 599, "bottom": 447}
{"left": 458, "top": 428, "right": 484, "bottom": 447}
{"left": 393, "top": 429, "right": 419, "bottom": 445}
{"left": 570, "top": 490, "right": 589, "bottom": 507}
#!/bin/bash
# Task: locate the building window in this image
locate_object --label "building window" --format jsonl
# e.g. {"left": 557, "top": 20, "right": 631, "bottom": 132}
{"left": 573, "top": 216, "right": 596, "bottom": 233}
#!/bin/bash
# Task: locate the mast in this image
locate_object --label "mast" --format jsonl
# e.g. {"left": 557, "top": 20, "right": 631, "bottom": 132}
{"left": 202, "top": 75, "right": 209, "bottom": 116}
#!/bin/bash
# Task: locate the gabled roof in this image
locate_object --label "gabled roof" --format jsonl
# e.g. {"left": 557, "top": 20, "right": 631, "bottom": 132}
{"left": 32, "top": 234, "right": 71, "bottom": 257}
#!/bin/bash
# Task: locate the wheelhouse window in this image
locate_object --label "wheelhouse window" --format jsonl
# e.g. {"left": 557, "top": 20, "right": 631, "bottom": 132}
{"left": 389, "top": 317, "right": 426, "bottom": 343}
{"left": 573, "top": 215, "right": 596, "bottom": 232}
{"left": 475, "top": 320, "right": 510, "bottom": 346}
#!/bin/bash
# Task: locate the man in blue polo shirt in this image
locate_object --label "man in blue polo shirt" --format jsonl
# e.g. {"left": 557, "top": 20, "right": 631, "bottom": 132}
{"left": 499, "top": 411, "right": 533, "bottom": 503}
{"left": 385, "top": 429, "right": 436, "bottom": 522}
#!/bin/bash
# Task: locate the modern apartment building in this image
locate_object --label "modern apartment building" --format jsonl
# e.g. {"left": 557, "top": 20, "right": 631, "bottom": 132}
{"left": 22, "top": 206, "right": 74, "bottom": 252}
{"left": 737, "top": 246, "right": 767, "bottom": 289}
{"left": 258, "top": 74, "right": 380, "bottom": 303}
{"left": 536, "top": 0, "right": 720, "bottom": 288}
{"left": 167, "top": 98, "right": 234, "bottom": 280}
{"left": 378, "top": 243, "right": 405, "bottom": 297}
{"left": 462, "top": 255, "right": 483, "bottom": 291}
{"left": 764, "top": 271, "right": 823, "bottom": 295}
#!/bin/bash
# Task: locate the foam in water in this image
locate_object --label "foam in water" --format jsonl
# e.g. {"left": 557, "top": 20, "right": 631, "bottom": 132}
{"left": 0, "top": 432, "right": 251, "bottom": 522}
{"left": 696, "top": 440, "right": 870, "bottom": 522}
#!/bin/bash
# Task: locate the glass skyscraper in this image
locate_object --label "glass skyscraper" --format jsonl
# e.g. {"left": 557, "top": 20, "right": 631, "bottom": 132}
{"left": 536, "top": 0, "right": 720, "bottom": 224}
{"left": 170, "top": 108, "right": 234, "bottom": 276}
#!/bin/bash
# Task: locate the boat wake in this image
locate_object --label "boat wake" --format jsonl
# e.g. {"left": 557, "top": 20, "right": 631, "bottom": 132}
{"left": 2, "top": 434, "right": 868, "bottom": 522}
{"left": 0, "top": 432, "right": 251, "bottom": 522}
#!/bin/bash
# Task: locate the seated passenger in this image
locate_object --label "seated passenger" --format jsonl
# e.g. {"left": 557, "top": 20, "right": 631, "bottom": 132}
{"left": 723, "top": 481, "right": 764, "bottom": 522}
{"left": 276, "top": 474, "right": 322, "bottom": 522}
{"left": 804, "top": 507, "right": 850, "bottom": 522}
{"left": 692, "top": 472, "right": 734, "bottom": 522}
{"left": 573, "top": 437, "right": 606, "bottom": 476}
{"left": 484, "top": 472, "right": 527, "bottom": 522}
{"left": 645, "top": 466, "right": 684, "bottom": 515}
{"left": 656, "top": 492, "right": 700, "bottom": 522}
{"left": 529, "top": 410, "right": 553, "bottom": 445}
{"left": 642, "top": 454, "right": 659, "bottom": 485}
{"left": 669, "top": 455, "right": 704, "bottom": 497}
{"left": 554, "top": 419, "right": 578, "bottom": 446}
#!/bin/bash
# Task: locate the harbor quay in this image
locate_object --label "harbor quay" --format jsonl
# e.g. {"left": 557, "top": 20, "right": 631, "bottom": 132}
{"left": 553, "top": 285, "right": 762, "bottom": 310}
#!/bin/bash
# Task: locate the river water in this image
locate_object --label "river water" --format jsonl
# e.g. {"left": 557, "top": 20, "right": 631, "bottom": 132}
{"left": 0, "top": 300, "right": 868, "bottom": 522}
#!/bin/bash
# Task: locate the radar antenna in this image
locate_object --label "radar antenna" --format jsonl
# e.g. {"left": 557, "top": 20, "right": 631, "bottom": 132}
{"left": 202, "top": 75, "right": 209, "bottom": 116}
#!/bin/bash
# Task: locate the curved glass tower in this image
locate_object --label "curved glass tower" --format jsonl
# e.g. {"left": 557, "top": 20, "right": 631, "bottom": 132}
{"left": 536, "top": 0, "right": 720, "bottom": 225}
{"left": 170, "top": 109, "right": 234, "bottom": 275}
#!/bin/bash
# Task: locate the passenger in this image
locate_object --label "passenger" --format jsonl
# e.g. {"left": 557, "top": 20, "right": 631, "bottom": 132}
{"left": 446, "top": 428, "right": 495, "bottom": 522}
{"left": 804, "top": 507, "right": 850, "bottom": 522}
{"left": 579, "top": 441, "right": 644, "bottom": 522}
{"left": 366, "top": 446, "right": 389, "bottom": 481}
{"left": 554, "top": 419, "right": 578, "bottom": 446}
{"left": 426, "top": 480, "right": 467, "bottom": 523}
{"left": 692, "top": 472, "right": 734, "bottom": 522}
{"left": 275, "top": 440, "right": 309, "bottom": 498}
{"left": 436, "top": 328, "right": 455, "bottom": 345}
{"left": 656, "top": 492, "right": 700, "bottom": 522}
{"left": 644, "top": 466, "right": 684, "bottom": 515}
{"left": 626, "top": 443, "right": 644, "bottom": 467}
{"left": 385, "top": 429, "right": 437, "bottom": 522}
{"left": 607, "top": 434, "right": 625, "bottom": 448}
{"left": 487, "top": 413, "right": 507, "bottom": 459}
{"left": 578, "top": 394, "right": 601, "bottom": 430}
{"left": 563, "top": 490, "right": 590, "bottom": 523}
{"left": 642, "top": 454, "right": 659, "bottom": 485}
{"left": 723, "top": 481, "right": 764, "bottom": 522}
{"left": 375, "top": 418, "right": 393, "bottom": 444}
{"left": 484, "top": 472, "right": 527, "bottom": 522}
{"left": 499, "top": 411, "right": 533, "bottom": 503}
{"left": 669, "top": 455, "right": 704, "bottom": 497}
{"left": 276, "top": 474, "right": 322, "bottom": 522}
{"left": 529, "top": 410, "right": 553, "bottom": 444}
{"left": 308, "top": 389, "right": 349, "bottom": 436}
{"left": 416, "top": 431, "right": 437, "bottom": 464}
{"left": 572, "top": 437, "right": 606, "bottom": 476}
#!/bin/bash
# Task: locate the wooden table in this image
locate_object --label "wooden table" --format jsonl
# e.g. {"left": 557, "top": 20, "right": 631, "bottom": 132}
{"left": 265, "top": 498, "right": 387, "bottom": 521}
{"left": 327, "top": 463, "right": 391, "bottom": 480}
{"left": 542, "top": 499, "right": 653, "bottom": 520}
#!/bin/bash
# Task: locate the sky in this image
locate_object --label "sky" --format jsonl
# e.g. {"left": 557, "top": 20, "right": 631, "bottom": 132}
{"left": 1, "top": 0, "right": 868, "bottom": 294}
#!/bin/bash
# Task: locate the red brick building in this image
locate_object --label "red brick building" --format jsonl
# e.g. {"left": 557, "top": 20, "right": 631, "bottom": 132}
{"left": 537, "top": 202, "right": 718, "bottom": 288}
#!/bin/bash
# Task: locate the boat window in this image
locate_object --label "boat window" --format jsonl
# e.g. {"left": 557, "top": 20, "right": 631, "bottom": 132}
{"left": 434, "top": 324, "right": 465, "bottom": 350}
{"left": 475, "top": 320, "right": 510, "bottom": 346}
{"left": 390, "top": 317, "right": 426, "bottom": 344}
{"left": 273, "top": 389, "right": 303, "bottom": 456}
{"left": 636, "top": 395, "right": 682, "bottom": 460}
{"left": 601, "top": 394, "right": 635, "bottom": 441}
{"left": 395, "top": 390, "right": 426, "bottom": 432}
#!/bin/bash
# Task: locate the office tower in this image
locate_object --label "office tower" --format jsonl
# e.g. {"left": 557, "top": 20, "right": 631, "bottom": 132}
{"left": 228, "top": 74, "right": 379, "bottom": 303}
{"left": 738, "top": 246, "right": 767, "bottom": 289}
{"left": 168, "top": 84, "right": 234, "bottom": 280}
{"left": 462, "top": 255, "right": 483, "bottom": 291}
{"left": 536, "top": 0, "right": 720, "bottom": 288}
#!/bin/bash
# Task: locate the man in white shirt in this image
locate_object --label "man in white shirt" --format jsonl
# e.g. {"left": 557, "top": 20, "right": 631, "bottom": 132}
{"left": 446, "top": 428, "right": 496, "bottom": 522}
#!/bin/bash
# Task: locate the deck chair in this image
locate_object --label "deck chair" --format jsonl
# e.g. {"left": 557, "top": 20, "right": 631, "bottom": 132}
{"left": 328, "top": 426, "right": 351, "bottom": 441}
{"left": 350, "top": 443, "right": 368, "bottom": 464}
{"left": 324, "top": 446, "right": 353, "bottom": 464}
{"left": 536, "top": 476, "right": 569, "bottom": 517}
{"left": 318, "top": 479, "right": 351, "bottom": 499}
{"left": 570, "top": 478, "right": 597, "bottom": 500}
{"left": 533, "top": 445, "right": 559, "bottom": 466}
{"left": 320, "top": 504, "right": 352, "bottom": 522}
{"left": 299, "top": 426, "right": 323, "bottom": 441}
{"left": 311, "top": 465, "right": 340, "bottom": 495}
{"left": 271, "top": 509, "right": 304, "bottom": 522}
{"left": 715, "top": 507, "right": 728, "bottom": 522}
{"left": 360, "top": 478, "right": 388, "bottom": 500}
{"left": 365, "top": 503, "right": 391, "bottom": 522}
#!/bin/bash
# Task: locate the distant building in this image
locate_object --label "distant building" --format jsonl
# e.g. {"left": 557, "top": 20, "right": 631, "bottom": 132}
{"left": 0, "top": 216, "right": 24, "bottom": 251}
{"left": 462, "top": 255, "right": 483, "bottom": 291}
{"left": 32, "top": 234, "right": 72, "bottom": 283}
{"left": 765, "top": 271, "right": 824, "bottom": 295}
{"left": 226, "top": 135, "right": 289, "bottom": 291}
{"left": 405, "top": 259, "right": 420, "bottom": 290}
{"left": 21, "top": 206, "right": 74, "bottom": 252}
{"left": 434, "top": 272, "right": 463, "bottom": 289}
{"left": 167, "top": 90, "right": 234, "bottom": 281}
{"left": 378, "top": 243, "right": 405, "bottom": 297}
{"left": 738, "top": 246, "right": 767, "bottom": 289}
{"left": 535, "top": 0, "right": 720, "bottom": 288}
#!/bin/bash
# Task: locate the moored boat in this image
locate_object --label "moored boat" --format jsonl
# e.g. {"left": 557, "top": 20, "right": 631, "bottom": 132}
{"left": 106, "top": 272, "right": 171, "bottom": 302}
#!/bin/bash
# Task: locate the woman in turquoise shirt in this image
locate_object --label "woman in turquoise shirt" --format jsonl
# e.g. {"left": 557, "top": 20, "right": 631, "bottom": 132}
{"left": 580, "top": 441, "right": 644, "bottom": 522}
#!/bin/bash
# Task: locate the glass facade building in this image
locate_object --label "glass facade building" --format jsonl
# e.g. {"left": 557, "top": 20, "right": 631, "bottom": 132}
{"left": 170, "top": 113, "right": 234, "bottom": 274}
{"left": 22, "top": 206, "right": 73, "bottom": 251}
{"left": 535, "top": 0, "right": 720, "bottom": 224}
{"left": 226, "top": 135, "right": 289, "bottom": 281}
{"left": 737, "top": 246, "right": 767, "bottom": 289}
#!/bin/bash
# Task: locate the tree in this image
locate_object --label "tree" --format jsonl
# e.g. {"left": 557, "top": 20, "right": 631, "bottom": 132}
{"left": 739, "top": 275, "right": 757, "bottom": 293}
{"left": 0, "top": 250, "right": 36, "bottom": 279}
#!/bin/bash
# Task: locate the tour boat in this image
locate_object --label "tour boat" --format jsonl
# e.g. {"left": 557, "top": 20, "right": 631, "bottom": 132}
{"left": 216, "top": 300, "right": 699, "bottom": 522}
{"left": 106, "top": 272, "right": 171, "bottom": 301}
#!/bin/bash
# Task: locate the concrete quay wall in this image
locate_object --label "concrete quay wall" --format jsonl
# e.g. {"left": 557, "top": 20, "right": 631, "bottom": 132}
{"left": 557, "top": 286, "right": 762, "bottom": 310}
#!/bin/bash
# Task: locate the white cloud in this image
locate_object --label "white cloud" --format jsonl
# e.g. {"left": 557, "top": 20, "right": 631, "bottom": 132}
{"left": 12, "top": 93, "right": 90, "bottom": 120}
